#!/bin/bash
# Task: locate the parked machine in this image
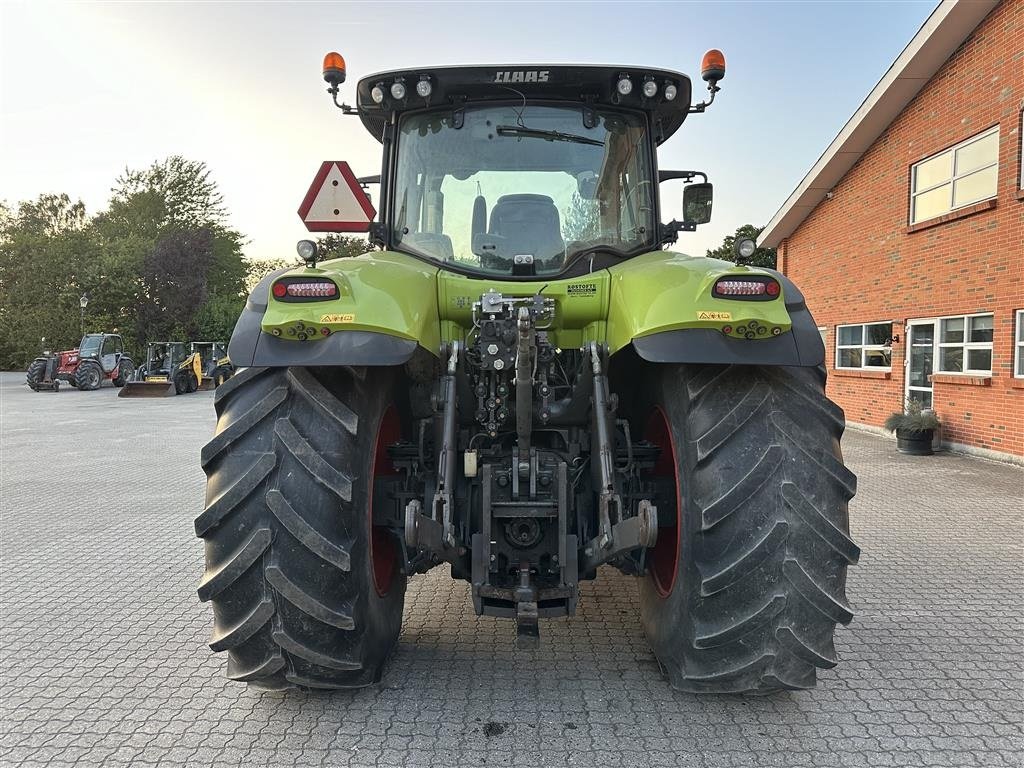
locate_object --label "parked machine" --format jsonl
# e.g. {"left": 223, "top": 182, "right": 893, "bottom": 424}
{"left": 191, "top": 341, "right": 234, "bottom": 390}
{"left": 119, "top": 342, "right": 202, "bottom": 397}
{"left": 195, "top": 53, "right": 860, "bottom": 694}
{"left": 26, "top": 334, "right": 133, "bottom": 392}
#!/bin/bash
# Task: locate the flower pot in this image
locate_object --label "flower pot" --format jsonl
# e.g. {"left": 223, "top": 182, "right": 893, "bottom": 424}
{"left": 895, "top": 428, "right": 934, "bottom": 455}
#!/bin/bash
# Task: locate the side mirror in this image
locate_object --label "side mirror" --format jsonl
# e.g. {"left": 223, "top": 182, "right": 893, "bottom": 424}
{"left": 683, "top": 183, "right": 713, "bottom": 225}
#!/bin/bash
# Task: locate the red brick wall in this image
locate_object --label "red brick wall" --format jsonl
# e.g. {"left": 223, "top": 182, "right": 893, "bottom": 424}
{"left": 781, "top": 0, "right": 1023, "bottom": 457}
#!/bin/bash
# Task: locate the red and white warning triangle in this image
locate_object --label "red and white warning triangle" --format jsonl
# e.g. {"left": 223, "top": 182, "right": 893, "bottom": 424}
{"left": 297, "top": 161, "right": 376, "bottom": 232}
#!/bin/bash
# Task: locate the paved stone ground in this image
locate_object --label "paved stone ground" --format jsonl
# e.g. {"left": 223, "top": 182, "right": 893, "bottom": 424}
{"left": 1, "top": 370, "right": 1022, "bottom": 768}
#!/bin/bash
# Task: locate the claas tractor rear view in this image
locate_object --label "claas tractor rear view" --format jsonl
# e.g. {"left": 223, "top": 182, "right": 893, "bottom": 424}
{"left": 196, "top": 51, "right": 860, "bottom": 694}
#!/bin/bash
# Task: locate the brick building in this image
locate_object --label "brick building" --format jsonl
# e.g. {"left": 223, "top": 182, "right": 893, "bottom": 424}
{"left": 760, "top": 0, "right": 1023, "bottom": 462}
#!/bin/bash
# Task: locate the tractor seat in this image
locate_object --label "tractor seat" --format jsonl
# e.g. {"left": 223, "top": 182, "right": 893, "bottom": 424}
{"left": 487, "top": 194, "right": 564, "bottom": 263}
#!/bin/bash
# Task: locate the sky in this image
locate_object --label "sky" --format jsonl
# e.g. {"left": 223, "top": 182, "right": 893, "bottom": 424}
{"left": 0, "top": 0, "right": 937, "bottom": 262}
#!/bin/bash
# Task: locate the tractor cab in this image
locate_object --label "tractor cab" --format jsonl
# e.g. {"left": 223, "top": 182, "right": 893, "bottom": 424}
{"left": 341, "top": 62, "right": 720, "bottom": 279}
{"left": 77, "top": 333, "right": 125, "bottom": 373}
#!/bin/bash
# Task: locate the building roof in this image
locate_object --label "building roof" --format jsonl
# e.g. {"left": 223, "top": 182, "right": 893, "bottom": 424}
{"left": 758, "top": 0, "right": 999, "bottom": 248}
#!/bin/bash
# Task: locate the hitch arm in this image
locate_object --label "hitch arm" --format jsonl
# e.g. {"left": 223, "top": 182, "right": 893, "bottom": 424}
{"left": 404, "top": 342, "right": 461, "bottom": 562}
{"left": 581, "top": 342, "right": 659, "bottom": 572}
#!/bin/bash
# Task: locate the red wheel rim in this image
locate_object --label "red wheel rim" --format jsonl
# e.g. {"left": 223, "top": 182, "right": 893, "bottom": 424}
{"left": 369, "top": 406, "right": 401, "bottom": 597}
{"left": 645, "top": 407, "right": 680, "bottom": 598}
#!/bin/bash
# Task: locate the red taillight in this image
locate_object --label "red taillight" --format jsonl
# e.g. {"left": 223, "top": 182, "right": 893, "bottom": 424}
{"left": 286, "top": 282, "right": 337, "bottom": 298}
{"left": 713, "top": 278, "right": 780, "bottom": 298}
{"left": 272, "top": 280, "right": 337, "bottom": 299}
{"left": 715, "top": 280, "right": 766, "bottom": 296}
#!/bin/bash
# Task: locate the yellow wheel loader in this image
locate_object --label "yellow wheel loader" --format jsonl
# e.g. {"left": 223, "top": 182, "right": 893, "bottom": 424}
{"left": 119, "top": 342, "right": 203, "bottom": 397}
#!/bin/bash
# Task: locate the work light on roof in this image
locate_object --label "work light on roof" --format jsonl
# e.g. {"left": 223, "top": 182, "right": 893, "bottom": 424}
{"left": 296, "top": 239, "right": 318, "bottom": 263}
{"left": 416, "top": 76, "right": 432, "bottom": 98}
{"left": 616, "top": 76, "right": 633, "bottom": 96}
{"left": 370, "top": 83, "right": 385, "bottom": 104}
{"left": 642, "top": 78, "right": 658, "bottom": 98}
{"left": 663, "top": 82, "right": 678, "bottom": 101}
{"left": 736, "top": 238, "right": 756, "bottom": 259}
{"left": 390, "top": 80, "right": 407, "bottom": 100}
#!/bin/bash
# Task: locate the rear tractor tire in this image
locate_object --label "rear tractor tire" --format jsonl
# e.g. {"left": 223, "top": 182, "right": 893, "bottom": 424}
{"left": 196, "top": 366, "right": 407, "bottom": 689}
{"left": 75, "top": 361, "right": 102, "bottom": 391}
{"left": 636, "top": 363, "right": 859, "bottom": 694}
{"left": 26, "top": 360, "right": 46, "bottom": 391}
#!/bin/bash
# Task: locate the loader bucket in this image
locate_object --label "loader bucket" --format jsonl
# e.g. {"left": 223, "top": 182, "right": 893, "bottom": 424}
{"left": 199, "top": 376, "right": 216, "bottom": 391}
{"left": 118, "top": 380, "right": 177, "bottom": 398}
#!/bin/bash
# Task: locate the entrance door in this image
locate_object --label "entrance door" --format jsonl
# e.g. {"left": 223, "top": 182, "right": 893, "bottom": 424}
{"left": 905, "top": 321, "right": 936, "bottom": 409}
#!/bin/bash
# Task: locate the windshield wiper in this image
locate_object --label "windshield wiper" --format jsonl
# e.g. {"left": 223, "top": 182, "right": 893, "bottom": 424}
{"left": 496, "top": 125, "right": 604, "bottom": 147}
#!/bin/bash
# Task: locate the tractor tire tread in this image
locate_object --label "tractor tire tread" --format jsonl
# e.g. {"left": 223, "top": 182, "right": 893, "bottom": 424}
{"left": 287, "top": 367, "right": 358, "bottom": 435}
{"left": 273, "top": 418, "right": 352, "bottom": 501}
{"left": 196, "top": 527, "right": 273, "bottom": 602}
{"left": 197, "top": 366, "right": 406, "bottom": 690}
{"left": 194, "top": 454, "right": 276, "bottom": 537}
{"left": 267, "top": 489, "right": 352, "bottom": 571}
{"left": 640, "top": 363, "right": 857, "bottom": 694}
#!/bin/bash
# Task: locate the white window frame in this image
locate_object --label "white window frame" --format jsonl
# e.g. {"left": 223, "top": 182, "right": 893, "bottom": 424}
{"left": 1019, "top": 108, "right": 1023, "bottom": 191}
{"left": 910, "top": 126, "right": 1000, "bottom": 224}
{"left": 1015, "top": 310, "right": 1024, "bottom": 379}
{"left": 936, "top": 313, "right": 994, "bottom": 376}
{"left": 835, "top": 322, "right": 893, "bottom": 371}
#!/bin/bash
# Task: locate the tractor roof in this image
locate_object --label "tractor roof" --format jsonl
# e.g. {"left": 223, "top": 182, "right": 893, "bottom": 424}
{"left": 356, "top": 64, "right": 693, "bottom": 145}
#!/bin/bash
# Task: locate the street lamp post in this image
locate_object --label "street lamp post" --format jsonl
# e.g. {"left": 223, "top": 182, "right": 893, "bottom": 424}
{"left": 79, "top": 293, "right": 89, "bottom": 338}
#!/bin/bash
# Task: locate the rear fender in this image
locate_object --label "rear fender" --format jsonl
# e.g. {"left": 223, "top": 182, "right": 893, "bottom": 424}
{"left": 606, "top": 250, "right": 823, "bottom": 367}
{"left": 228, "top": 251, "right": 441, "bottom": 367}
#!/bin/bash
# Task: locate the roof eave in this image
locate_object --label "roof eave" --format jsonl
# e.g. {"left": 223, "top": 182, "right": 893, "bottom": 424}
{"left": 758, "top": 0, "right": 999, "bottom": 249}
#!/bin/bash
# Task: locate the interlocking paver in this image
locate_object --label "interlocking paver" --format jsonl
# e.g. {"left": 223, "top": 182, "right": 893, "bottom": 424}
{"left": 1, "top": 371, "right": 1022, "bottom": 767}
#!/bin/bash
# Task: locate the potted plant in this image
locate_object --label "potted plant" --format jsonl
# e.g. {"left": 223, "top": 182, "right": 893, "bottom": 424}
{"left": 884, "top": 400, "right": 940, "bottom": 455}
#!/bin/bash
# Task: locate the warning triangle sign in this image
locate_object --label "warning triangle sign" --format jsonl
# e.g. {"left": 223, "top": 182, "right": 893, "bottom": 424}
{"left": 297, "top": 161, "right": 377, "bottom": 232}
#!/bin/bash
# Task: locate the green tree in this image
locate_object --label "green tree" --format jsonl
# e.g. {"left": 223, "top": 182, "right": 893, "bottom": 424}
{"left": 0, "top": 157, "right": 249, "bottom": 368}
{"left": 0, "top": 194, "right": 101, "bottom": 367}
{"left": 106, "top": 157, "right": 247, "bottom": 348}
{"left": 706, "top": 224, "right": 777, "bottom": 269}
{"left": 111, "top": 155, "right": 226, "bottom": 229}
{"left": 316, "top": 234, "right": 373, "bottom": 260}
{"left": 245, "top": 257, "right": 298, "bottom": 293}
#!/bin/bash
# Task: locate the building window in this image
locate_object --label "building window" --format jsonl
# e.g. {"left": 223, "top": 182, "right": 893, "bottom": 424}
{"left": 910, "top": 127, "right": 999, "bottom": 224}
{"left": 937, "top": 313, "right": 993, "bottom": 375}
{"left": 836, "top": 322, "right": 892, "bottom": 370}
{"left": 1019, "top": 109, "right": 1023, "bottom": 190}
{"left": 1015, "top": 310, "right": 1024, "bottom": 378}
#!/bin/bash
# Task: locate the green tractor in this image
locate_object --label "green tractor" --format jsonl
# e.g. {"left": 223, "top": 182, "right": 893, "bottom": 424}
{"left": 196, "top": 52, "right": 859, "bottom": 694}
